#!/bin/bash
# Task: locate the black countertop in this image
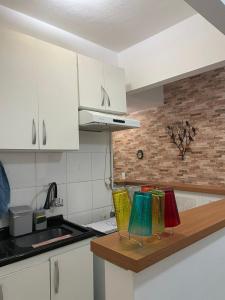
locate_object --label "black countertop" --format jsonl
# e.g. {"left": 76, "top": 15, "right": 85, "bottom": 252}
{"left": 0, "top": 215, "right": 96, "bottom": 267}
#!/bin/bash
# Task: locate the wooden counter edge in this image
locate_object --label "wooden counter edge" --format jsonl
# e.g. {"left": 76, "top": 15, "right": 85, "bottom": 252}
{"left": 91, "top": 240, "right": 136, "bottom": 271}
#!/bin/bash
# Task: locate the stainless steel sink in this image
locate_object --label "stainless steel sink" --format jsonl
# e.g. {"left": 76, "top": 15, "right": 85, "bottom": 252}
{"left": 13, "top": 227, "right": 72, "bottom": 248}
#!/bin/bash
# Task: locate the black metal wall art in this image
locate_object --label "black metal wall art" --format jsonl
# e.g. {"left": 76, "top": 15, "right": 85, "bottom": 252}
{"left": 166, "top": 121, "right": 197, "bottom": 160}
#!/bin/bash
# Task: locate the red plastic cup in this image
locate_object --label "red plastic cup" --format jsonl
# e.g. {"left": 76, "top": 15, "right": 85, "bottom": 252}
{"left": 163, "top": 188, "right": 180, "bottom": 228}
{"left": 141, "top": 185, "right": 154, "bottom": 192}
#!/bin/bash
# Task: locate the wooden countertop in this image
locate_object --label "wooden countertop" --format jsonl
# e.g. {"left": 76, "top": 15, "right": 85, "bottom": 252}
{"left": 114, "top": 179, "right": 225, "bottom": 195}
{"left": 91, "top": 199, "right": 225, "bottom": 272}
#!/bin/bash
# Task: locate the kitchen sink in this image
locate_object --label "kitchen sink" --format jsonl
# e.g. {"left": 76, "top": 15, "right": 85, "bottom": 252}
{"left": 13, "top": 227, "right": 73, "bottom": 248}
{"left": 0, "top": 215, "right": 95, "bottom": 267}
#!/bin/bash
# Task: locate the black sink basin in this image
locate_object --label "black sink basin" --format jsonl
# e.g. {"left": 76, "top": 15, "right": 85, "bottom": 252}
{"left": 0, "top": 215, "right": 95, "bottom": 267}
{"left": 13, "top": 227, "right": 73, "bottom": 248}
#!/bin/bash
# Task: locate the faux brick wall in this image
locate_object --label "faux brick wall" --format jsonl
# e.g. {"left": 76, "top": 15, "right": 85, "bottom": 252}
{"left": 113, "top": 67, "right": 225, "bottom": 186}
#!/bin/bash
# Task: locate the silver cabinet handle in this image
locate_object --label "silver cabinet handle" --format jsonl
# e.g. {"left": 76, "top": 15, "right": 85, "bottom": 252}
{"left": 42, "top": 120, "right": 47, "bottom": 145}
{"left": 54, "top": 261, "right": 59, "bottom": 294}
{"left": 102, "top": 87, "right": 111, "bottom": 107}
{"left": 0, "top": 285, "right": 4, "bottom": 300}
{"left": 107, "top": 92, "right": 111, "bottom": 107}
{"left": 32, "top": 119, "right": 37, "bottom": 145}
{"left": 103, "top": 87, "right": 110, "bottom": 107}
{"left": 101, "top": 86, "right": 105, "bottom": 106}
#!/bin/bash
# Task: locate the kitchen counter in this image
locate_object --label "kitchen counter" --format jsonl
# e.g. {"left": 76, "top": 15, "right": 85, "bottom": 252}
{"left": 92, "top": 200, "right": 225, "bottom": 300}
{"left": 114, "top": 179, "right": 225, "bottom": 195}
{"left": 91, "top": 199, "right": 225, "bottom": 272}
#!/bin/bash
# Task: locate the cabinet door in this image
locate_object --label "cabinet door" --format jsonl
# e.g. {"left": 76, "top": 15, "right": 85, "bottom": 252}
{"left": 35, "top": 41, "right": 79, "bottom": 150}
{"left": 0, "top": 262, "right": 50, "bottom": 300}
{"left": 78, "top": 54, "right": 105, "bottom": 112}
{"left": 104, "top": 64, "right": 127, "bottom": 114}
{"left": 0, "top": 29, "right": 39, "bottom": 149}
{"left": 51, "top": 245, "right": 93, "bottom": 300}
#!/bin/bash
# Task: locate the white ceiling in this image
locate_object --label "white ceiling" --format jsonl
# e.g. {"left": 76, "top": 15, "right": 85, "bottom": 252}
{"left": 0, "top": 0, "right": 196, "bottom": 51}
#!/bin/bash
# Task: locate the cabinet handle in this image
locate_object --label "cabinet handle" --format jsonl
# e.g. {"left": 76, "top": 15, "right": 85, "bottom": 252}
{"left": 0, "top": 285, "right": 4, "bottom": 300}
{"left": 102, "top": 87, "right": 111, "bottom": 107}
{"left": 32, "top": 119, "right": 37, "bottom": 145}
{"left": 107, "top": 93, "right": 111, "bottom": 107}
{"left": 42, "top": 120, "right": 47, "bottom": 145}
{"left": 54, "top": 260, "right": 59, "bottom": 294}
{"left": 101, "top": 86, "right": 105, "bottom": 106}
{"left": 105, "top": 88, "right": 110, "bottom": 107}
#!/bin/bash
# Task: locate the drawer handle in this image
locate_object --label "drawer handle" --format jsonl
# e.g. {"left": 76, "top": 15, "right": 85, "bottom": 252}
{"left": 32, "top": 119, "right": 37, "bottom": 145}
{"left": 43, "top": 120, "right": 47, "bottom": 145}
{"left": 54, "top": 260, "right": 59, "bottom": 294}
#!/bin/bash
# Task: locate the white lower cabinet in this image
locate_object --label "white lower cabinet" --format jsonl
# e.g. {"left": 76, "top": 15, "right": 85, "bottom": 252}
{"left": 51, "top": 245, "right": 93, "bottom": 300}
{"left": 0, "top": 261, "right": 50, "bottom": 300}
{"left": 0, "top": 241, "right": 93, "bottom": 300}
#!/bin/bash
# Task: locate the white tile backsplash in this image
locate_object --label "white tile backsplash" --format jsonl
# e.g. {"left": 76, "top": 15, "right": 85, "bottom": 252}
{"left": 10, "top": 187, "right": 37, "bottom": 209}
{"left": 0, "top": 152, "right": 36, "bottom": 189}
{"left": 68, "top": 181, "right": 93, "bottom": 214}
{"left": 0, "top": 132, "right": 112, "bottom": 227}
{"left": 92, "top": 180, "right": 112, "bottom": 209}
{"left": 67, "top": 210, "right": 92, "bottom": 225}
{"left": 36, "top": 152, "right": 67, "bottom": 186}
{"left": 67, "top": 152, "right": 92, "bottom": 183}
{"left": 91, "top": 153, "right": 110, "bottom": 180}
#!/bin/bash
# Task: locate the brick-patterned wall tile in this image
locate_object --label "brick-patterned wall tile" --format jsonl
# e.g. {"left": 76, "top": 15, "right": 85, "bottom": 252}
{"left": 113, "top": 67, "right": 225, "bottom": 186}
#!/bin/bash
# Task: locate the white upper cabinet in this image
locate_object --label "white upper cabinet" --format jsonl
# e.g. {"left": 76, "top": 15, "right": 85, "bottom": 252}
{"left": 0, "top": 29, "right": 39, "bottom": 150}
{"left": 78, "top": 54, "right": 104, "bottom": 112}
{"left": 104, "top": 63, "right": 127, "bottom": 114}
{"left": 0, "top": 29, "right": 79, "bottom": 150}
{"left": 34, "top": 40, "right": 79, "bottom": 150}
{"left": 78, "top": 54, "right": 127, "bottom": 114}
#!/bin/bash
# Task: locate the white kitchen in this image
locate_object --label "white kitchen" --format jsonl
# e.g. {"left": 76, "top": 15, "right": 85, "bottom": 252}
{"left": 0, "top": 1, "right": 225, "bottom": 300}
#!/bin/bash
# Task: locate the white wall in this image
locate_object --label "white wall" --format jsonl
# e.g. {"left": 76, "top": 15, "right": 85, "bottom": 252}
{"left": 0, "top": 5, "right": 117, "bottom": 65}
{"left": 119, "top": 14, "right": 225, "bottom": 92}
{"left": 175, "top": 190, "right": 222, "bottom": 212}
{"left": 127, "top": 86, "right": 164, "bottom": 113}
{"left": 134, "top": 228, "right": 225, "bottom": 300}
{"left": 185, "top": 0, "right": 225, "bottom": 35}
{"left": 0, "top": 131, "right": 113, "bottom": 228}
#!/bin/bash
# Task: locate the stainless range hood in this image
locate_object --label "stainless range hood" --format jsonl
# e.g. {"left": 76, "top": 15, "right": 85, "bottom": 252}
{"left": 79, "top": 110, "right": 140, "bottom": 132}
